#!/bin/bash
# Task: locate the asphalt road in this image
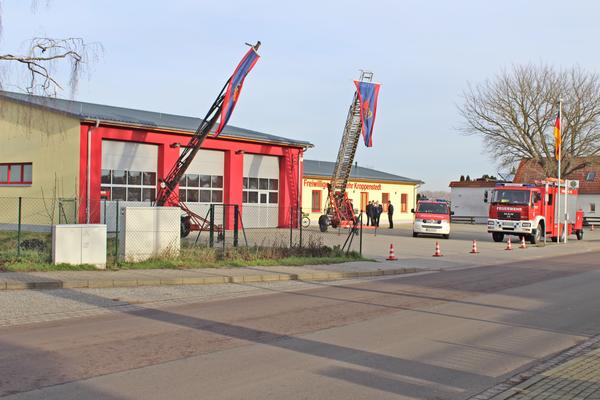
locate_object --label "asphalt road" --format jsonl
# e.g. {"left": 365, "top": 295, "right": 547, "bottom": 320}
{"left": 2, "top": 251, "right": 600, "bottom": 399}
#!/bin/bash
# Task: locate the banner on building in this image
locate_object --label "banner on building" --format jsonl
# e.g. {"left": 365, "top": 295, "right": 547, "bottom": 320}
{"left": 354, "top": 81, "right": 381, "bottom": 147}
{"left": 215, "top": 47, "right": 261, "bottom": 136}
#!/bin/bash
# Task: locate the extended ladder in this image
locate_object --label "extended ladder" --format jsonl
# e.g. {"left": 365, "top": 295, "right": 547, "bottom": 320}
{"left": 319, "top": 71, "right": 373, "bottom": 232}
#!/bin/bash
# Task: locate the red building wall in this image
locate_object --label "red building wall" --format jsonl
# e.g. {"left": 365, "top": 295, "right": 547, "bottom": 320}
{"left": 78, "top": 123, "right": 304, "bottom": 227}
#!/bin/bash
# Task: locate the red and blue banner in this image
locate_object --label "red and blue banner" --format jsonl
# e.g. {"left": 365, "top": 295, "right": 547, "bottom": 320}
{"left": 215, "top": 47, "right": 260, "bottom": 136}
{"left": 354, "top": 81, "right": 381, "bottom": 147}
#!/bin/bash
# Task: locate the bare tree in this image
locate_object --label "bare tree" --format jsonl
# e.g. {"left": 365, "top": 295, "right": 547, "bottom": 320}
{"left": 459, "top": 64, "right": 600, "bottom": 177}
{"left": 0, "top": 1, "right": 101, "bottom": 97}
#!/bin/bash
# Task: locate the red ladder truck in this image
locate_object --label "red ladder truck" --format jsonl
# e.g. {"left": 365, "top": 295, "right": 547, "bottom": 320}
{"left": 155, "top": 42, "right": 260, "bottom": 237}
{"left": 487, "top": 179, "right": 584, "bottom": 244}
{"left": 318, "top": 71, "right": 378, "bottom": 232}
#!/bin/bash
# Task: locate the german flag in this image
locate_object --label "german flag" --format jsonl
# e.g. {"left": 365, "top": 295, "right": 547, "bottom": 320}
{"left": 553, "top": 110, "right": 561, "bottom": 161}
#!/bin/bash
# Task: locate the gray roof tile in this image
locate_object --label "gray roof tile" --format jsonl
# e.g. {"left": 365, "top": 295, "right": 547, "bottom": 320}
{"left": 0, "top": 91, "right": 312, "bottom": 148}
{"left": 303, "top": 159, "right": 423, "bottom": 184}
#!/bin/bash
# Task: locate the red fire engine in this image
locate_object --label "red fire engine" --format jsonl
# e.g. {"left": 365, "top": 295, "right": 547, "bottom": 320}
{"left": 487, "top": 180, "right": 584, "bottom": 244}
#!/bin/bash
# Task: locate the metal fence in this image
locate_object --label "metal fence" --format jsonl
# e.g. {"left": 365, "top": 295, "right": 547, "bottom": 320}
{"left": 0, "top": 198, "right": 365, "bottom": 267}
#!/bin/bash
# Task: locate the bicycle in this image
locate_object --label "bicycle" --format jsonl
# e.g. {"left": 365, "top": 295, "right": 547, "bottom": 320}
{"left": 301, "top": 212, "right": 310, "bottom": 228}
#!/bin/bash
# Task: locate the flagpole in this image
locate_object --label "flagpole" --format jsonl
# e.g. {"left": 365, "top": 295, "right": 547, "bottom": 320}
{"left": 564, "top": 179, "right": 569, "bottom": 243}
{"left": 557, "top": 99, "right": 562, "bottom": 243}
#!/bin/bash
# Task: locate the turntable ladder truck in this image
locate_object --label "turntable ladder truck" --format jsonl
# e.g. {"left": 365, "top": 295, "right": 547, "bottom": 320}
{"left": 318, "top": 71, "right": 373, "bottom": 232}
{"left": 155, "top": 42, "right": 260, "bottom": 237}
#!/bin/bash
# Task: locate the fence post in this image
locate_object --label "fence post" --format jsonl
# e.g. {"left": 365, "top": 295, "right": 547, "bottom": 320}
{"left": 114, "top": 200, "right": 120, "bottom": 265}
{"left": 222, "top": 205, "right": 226, "bottom": 254}
{"left": 73, "top": 198, "right": 77, "bottom": 224}
{"left": 233, "top": 205, "right": 239, "bottom": 247}
{"left": 17, "top": 197, "right": 22, "bottom": 258}
{"left": 103, "top": 199, "right": 107, "bottom": 224}
{"left": 299, "top": 207, "right": 303, "bottom": 248}
{"left": 289, "top": 206, "right": 293, "bottom": 248}
{"left": 209, "top": 204, "right": 215, "bottom": 248}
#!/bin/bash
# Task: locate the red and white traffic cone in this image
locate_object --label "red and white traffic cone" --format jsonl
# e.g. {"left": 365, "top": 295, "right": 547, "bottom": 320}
{"left": 519, "top": 236, "right": 527, "bottom": 249}
{"left": 591, "top": 224, "right": 595, "bottom": 232}
{"left": 433, "top": 241, "right": 443, "bottom": 257}
{"left": 505, "top": 237, "right": 513, "bottom": 251}
{"left": 470, "top": 240, "right": 479, "bottom": 254}
{"left": 386, "top": 243, "right": 398, "bottom": 261}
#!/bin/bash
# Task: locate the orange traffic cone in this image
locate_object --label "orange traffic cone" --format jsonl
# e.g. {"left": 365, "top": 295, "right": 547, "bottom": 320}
{"left": 386, "top": 243, "right": 398, "bottom": 261}
{"left": 433, "top": 241, "right": 443, "bottom": 257}
{"left": 519, "top": 236, "right": 527, "bottom": 249}
{"left": 470, "top": 240, "right": 479, "bottom": 254}
{"left": 505, "top": 237, "right": 513, "bottom": 251}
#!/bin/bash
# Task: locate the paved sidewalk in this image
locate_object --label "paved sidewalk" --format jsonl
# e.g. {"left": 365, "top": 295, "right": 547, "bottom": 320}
{"left": 0, "top": 261, "right": 421, "bottom": 291}
{"left": 472, "top": 335, "right": 600, "bottom": 400}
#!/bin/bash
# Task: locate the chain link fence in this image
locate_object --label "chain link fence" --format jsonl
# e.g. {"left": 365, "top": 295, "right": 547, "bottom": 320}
{"left": 0, "top": 197, "right": 79, "bottom": 265}
{"left": 0, "top": 198, "right": 364, "bottom": 267}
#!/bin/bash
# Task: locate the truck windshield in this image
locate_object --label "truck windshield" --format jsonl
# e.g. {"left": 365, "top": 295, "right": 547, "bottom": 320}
{"left": 417, "top": 203, "right": 449, "bottom": 214}
{"left": 491, "top": 189, "right": 530, "bottom": 205}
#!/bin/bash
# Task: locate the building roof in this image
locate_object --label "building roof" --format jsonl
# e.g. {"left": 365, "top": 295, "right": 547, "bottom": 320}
{"left": 0, "top": 91, "right": 313, "bottom": 148}
{"left": 303, "top": 159, "right": 423, "bottom": 184}
{"left": 513, "top": 157, "right": 600, "bottom": 194}
{"left": 449, "top": 180, "right": 502, "bottom": 188}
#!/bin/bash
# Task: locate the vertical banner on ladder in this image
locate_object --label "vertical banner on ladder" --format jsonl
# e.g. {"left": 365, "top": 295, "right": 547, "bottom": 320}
{"left": 354, "top": 81, "right": 381, "bottom": 147}
{"left": 215, "top": 48, "right": 261, "bottom": 136}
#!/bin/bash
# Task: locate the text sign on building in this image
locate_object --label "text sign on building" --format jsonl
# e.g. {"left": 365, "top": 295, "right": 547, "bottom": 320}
{"left": 303, "top": 179, "right": 382, "bottom": 191}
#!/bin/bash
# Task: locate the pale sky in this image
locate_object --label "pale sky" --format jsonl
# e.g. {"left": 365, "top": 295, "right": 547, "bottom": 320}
{"left": 3, "top": 0, "right": 600, "bottom": 190}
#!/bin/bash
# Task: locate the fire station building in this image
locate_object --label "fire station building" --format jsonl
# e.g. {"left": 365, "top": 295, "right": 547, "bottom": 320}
{"left": 302, "top": 160, "right": 422, "bottom": 225}
{"left": 0, "top": 91, "right": 311, "bottom": 228}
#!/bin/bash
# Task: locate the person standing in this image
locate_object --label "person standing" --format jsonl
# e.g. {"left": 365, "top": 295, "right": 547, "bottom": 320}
{"left": 371, "top": 201, "right": 377, "bottom": 227}
{"left": 377, "top": 201, "right": 383, "bottom": 227}
{"left": 366, "top": 201, "right": 372, "bottom": 226}
{"left": 387, "top": 200, "right": 394, "bottom": 229}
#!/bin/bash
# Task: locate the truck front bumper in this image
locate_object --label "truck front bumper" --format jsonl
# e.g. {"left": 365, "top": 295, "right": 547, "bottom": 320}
{"left": 414, "top": 221, "right": 450, "bottom": 235}
{"left": 487, "top": 219, "right": 533, "bottom": 235}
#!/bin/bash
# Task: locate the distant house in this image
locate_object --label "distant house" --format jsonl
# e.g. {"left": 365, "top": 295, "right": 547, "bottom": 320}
{"left": 302, "top": 160, "right": 423, "bottom": 225}
{"left": 448, "top": 178, "right": 502, "bottom": 223}
{"left": 513, "top": 157, "right": 600, "bottom": 218}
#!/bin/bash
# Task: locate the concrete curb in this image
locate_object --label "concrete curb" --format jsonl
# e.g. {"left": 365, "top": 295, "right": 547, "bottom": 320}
{"left": 0, "top": 268, "right": 420, "bottom": 291}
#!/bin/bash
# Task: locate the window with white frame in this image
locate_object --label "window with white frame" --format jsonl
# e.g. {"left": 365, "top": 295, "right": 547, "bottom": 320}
{"left": 242, "top": 177, "right": 278, "bottom": 204}
{"left": 178, "top": 174, "right": 223, "bottom": 203}
{"left": 100, "top": 169, "right": 156, "bottom": 201}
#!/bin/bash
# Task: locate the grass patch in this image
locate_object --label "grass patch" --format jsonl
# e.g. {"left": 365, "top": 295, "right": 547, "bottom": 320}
{"left": 3, "top": 262, "right": 100, "bottom": 272}
{"left": 0, "top": 231, "right": 366, "bottom": 272}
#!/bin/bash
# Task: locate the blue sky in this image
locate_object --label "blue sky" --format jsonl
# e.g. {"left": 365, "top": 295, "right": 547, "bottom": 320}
{"left": 3, "top": 0, "right": 600, "bottom": 190}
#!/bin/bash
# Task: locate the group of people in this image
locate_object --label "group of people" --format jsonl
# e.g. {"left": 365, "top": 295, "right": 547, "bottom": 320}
{"left": 365, "top": 200, "right": 394, "bottom": 228}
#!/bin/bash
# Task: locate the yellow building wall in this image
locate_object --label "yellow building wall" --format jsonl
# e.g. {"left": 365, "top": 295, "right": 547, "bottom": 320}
{"left": 301, "top": 176, "right": 418, "bottom": 225}
{"left": 0, "top": 98, "right": 81, "bottom": 226}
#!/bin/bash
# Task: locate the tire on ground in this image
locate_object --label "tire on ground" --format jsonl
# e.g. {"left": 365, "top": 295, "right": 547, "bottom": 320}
{"left": 492, "top": 232, "right": 504, "bottom": 242}
{"left": 318, "top": 215, "right": 328, "bottom": 232}
{"left": 530, "top": 224, "right": 542, "bottom": 245}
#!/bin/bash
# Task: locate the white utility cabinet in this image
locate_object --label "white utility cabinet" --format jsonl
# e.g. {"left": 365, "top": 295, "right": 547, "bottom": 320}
{"left": 119, "top": 207, "right": 180, "bottom": 262}
{"left": 52, "top": 224, "right": 107, "bottom": 269}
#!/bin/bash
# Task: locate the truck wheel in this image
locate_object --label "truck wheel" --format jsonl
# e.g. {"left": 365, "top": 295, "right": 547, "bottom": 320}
{"left": 180, "top": 216, "right": 191, "bottom": 238}
{"left": 551, "top": 236, "right": 558, "bottom": 243}
{"left": 576, "top": 230, "right": 584, "bottom": 240}
{"left": 318, "top": 215, "right": 328, "bottom": 232}
{"left": 412, "top": 232, "right": 418, "bottom": 238}
{"left": 442, "top": 234, "right": 450, "bottom": 240}
{"left": 530, "top": 225, "right": 541, "bottom": 245}
{"left": 492, "top": 232, "right": 504, "bottom": 242}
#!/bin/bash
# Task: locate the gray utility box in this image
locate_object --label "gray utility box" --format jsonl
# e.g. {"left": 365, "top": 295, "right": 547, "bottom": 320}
{"left": 119, "top": 207, "right": 180, "bottom": 262}
{"left": 52, "top": 224, "right": 107, "bottom": 269}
